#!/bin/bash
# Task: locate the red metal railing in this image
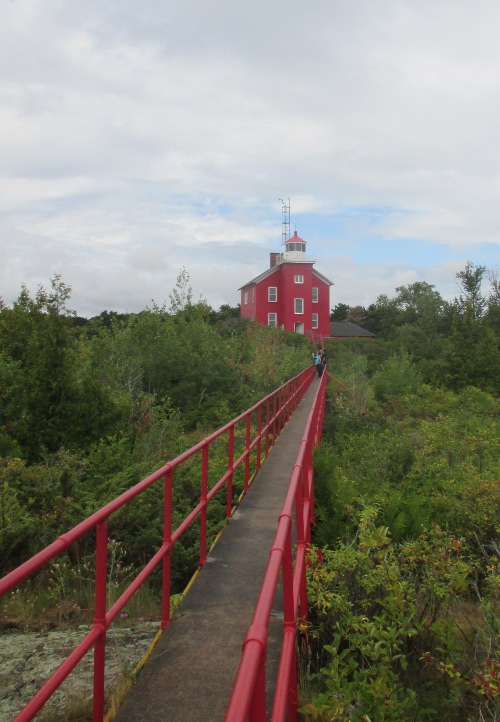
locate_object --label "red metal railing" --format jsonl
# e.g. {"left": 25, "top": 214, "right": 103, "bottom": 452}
{"left": 0, "top": 366, "right": 315, "bottom": 722}
{"left": 224, "top": 367, "right": 327, "bottom": 722}
{"left": 327, "top": 371, "right": 363, "bottom": 403}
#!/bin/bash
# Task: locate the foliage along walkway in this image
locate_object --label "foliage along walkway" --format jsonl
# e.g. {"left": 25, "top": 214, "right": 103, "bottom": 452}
{"left": 112, "top": 377, "right": 321, "bottom": 722}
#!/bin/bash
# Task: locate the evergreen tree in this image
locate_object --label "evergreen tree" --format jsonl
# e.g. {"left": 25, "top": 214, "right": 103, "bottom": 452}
{"left": 442, "top": 263, "right": 500, "bottom": 392}
{"left": 330, "top": 303, "right": 351, "bottom": 322}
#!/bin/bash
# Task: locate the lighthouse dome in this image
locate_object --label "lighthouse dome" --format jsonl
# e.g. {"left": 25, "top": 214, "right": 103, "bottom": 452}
{"left": 284, "top": 231, "right": 307, "bottom": 261}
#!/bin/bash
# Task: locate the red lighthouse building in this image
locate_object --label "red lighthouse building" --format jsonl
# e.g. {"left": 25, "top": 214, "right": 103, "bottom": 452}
{"left": 239, "top": 231, "right": 333, "bottom": 341}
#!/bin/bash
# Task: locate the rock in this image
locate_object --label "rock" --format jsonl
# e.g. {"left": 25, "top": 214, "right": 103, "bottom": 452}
{"left": 0, "top": 621, "right": 159, "bottom": 720}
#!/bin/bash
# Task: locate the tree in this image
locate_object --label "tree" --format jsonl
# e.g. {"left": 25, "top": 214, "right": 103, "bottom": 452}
{"left": 347, "top": 305, "right": 367, "bottom": 326}
{"left": 168, "top": 267, "right": 194, "bottom": 313}
{"left": 0, "top": 353, "right": 22, "bottom": 456}
{"left": 0, "top": 277, "right": 127, "bottom": 460}
{"left": 364, "top": 295, "right": 400, "bottom": 337}
{"left": 442, "top": 310, "right": 500, "bottom": 392}
{"left": 330, "top": 303, "right": 351, "bottom": 322}
{"left": 442, "top": 263, "right": 500, "bottom": 392}
{"left": 393, "top": 282, "right": 448, "bottom": 328}
{"left": 372, "top": 350, "right": 422, "bottom": 401}
{"left": 455, "top": 261, "right": 487, "bottom": 321}
{"left": 485, "top": 272, "right": 500, "bottom": 336}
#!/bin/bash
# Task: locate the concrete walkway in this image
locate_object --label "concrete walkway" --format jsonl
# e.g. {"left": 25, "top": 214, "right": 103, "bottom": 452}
{"left": 112, "top": 377, "right": 320, "bottom": 722}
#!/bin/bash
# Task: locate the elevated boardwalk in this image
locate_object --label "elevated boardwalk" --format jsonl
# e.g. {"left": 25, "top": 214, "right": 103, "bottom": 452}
{"left": 113, "top": 377, "right": 321, "bottom": 722}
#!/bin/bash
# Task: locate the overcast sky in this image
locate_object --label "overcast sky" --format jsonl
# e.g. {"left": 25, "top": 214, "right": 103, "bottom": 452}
{"left": 1, "top": 0, "right": 499, "bottom": 317}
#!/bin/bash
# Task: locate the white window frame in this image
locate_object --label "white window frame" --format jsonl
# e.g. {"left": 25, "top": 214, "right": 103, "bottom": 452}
{"left": 294, "top": 298, "right": 304, "bottom": 314}
{"left": 312, "top": 313, "right": 319, "bottom": 329}
{"left": 268, "top": 286, "right": 277, "bottom": 302}
{"left": 294, "top": 274, "right": 304, "bottom": 284}
{"left": 312, "top": 287, "right": 318, "bottom": 303}
{"left": 268, "top": 312, "right": 277, "bottom": 327}
{"left": 244, "top": 291, "right": 248, "bottom": 305}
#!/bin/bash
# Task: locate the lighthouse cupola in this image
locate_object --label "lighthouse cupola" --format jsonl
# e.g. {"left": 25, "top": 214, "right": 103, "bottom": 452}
{"left": 284, "top": 230, "right": 307, "bottom": 262}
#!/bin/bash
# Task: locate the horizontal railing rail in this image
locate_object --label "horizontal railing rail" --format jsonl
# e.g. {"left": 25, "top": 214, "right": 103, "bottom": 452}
{"left": 224, "top": 366, "right": 327, "bottom": 722}
{"left": 326, "top": 371, "right": 363, "bottom": 403}
{"left": 0, "top": 365, "right": 316, "bottom": 722}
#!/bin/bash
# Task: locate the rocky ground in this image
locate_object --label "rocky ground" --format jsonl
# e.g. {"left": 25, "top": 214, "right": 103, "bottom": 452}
{"left": 0, "top": 621, "right": 159, "bottom": 721}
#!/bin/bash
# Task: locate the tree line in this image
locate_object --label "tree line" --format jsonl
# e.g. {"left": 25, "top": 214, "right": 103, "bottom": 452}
{"left": 0, "top": 270, "right": 311, "bottom": 583}
{"left": 330, "top": 262, "right": 500, "bottom": 394}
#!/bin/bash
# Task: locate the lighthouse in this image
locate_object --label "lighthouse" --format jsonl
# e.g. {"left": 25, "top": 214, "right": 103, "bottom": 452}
{"left": 239, "top": 231, "right": 333, "bottom": 340}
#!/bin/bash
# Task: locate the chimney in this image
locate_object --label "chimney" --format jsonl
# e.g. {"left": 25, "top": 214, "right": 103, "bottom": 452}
{"left": 270, "top": 252, "right": 281, "bottom": 267}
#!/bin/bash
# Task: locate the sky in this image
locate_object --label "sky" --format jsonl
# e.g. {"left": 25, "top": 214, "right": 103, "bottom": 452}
{"left": 1, "top": 0, "right": 499, "bottom": 318}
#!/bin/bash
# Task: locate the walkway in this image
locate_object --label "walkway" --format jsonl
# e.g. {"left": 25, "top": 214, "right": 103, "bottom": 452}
{"left": 113, "top": 377, "right": 320, "bottom": 722}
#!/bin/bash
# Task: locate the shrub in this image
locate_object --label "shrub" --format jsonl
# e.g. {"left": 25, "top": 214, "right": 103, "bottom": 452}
{"left": 372, "top": 351, "right": 422, "bottom": 401}
{"left": 303, "top": 509, "right": 498, "bottom": 721}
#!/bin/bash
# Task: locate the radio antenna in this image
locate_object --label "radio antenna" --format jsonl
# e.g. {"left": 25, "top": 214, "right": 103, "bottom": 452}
{"left": 279, "top": 198, "right": 290, "bottom": 246}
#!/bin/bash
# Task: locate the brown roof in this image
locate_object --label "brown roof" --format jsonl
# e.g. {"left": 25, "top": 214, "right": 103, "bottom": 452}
{"left": 329, "top": 321, "right": 375, "bottom": 338}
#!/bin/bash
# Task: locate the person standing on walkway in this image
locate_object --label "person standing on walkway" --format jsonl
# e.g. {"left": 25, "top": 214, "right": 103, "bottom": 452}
{"left": 312, "top": 350, "right": 323, "bottom": 377}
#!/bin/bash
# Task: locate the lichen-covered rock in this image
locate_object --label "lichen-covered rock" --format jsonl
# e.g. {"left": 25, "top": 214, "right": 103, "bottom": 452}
{"left": 0, "top": 621, "right": 159, "bottom": 720}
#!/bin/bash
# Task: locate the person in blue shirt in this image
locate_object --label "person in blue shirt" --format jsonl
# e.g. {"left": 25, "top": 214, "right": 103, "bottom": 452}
{"left": 312, "top": 350, "right": 323, "bottom": 377}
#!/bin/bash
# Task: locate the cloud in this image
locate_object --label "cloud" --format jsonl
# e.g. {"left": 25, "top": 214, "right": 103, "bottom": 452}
{"left": 1, "top": 0, "right": 500, "bottom": 316}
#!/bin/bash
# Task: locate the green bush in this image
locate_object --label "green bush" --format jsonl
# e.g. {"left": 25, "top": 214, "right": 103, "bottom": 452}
{"left": 303, "top": 509, "right": 499, "bottom": 722}
{"left": 372, "top": 350, "right": 422, "bottom": 401}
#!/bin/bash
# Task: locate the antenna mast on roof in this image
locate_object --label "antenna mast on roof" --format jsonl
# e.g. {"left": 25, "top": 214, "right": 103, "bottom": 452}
{"left": 279, "top": 198, "right": 290, "bottom": 246}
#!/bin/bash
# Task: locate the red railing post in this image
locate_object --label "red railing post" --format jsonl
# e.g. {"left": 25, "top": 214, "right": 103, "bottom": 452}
{"left": 200, "top": 444, "right": 209, "bottom": 566}
{"left": 272, "top": 523, "right": 298, "bottom": 722}
{"left": 244, "top": 413, "right": 251, "bottom": 493}
{"left": 285, "top": 381, "right": 291, "bottom": 424}
{"left": 306, "top": 437, "right": 315, "bottom": 534}
{"left": 278, "top": 386, "right": 284, "bottom": 434}
{"left": 294, "top": 461, "right": 310, "bottom": 627}
{"left": 256, "top": 405, "right": 262, "bottom": 471}
{"left": 92, "top": 520, "right": 108, "bottom": 722}
{"left": 282, "top": 384, "right": 287, "bottom": 428}
{"left": 270, "top": 394, "right": 276, "bottom": 447}
{"left": 161, "top": 466, "right": 173, "bottom": 630}
{"left": 227, "top": 425, "right": 235, "bottom": 515}
{"left": 250, "top": 659, "right": 267, "bottom": 722}
{"left": 286, "top": 634, "right": 299, "bottom": 722}
{"left": 265, "top": 398, "right": 271, "bottom": 457}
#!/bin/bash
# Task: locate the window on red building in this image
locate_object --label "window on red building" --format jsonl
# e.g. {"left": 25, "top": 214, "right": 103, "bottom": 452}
{"left": 294, "top": 298, "right": 304, "bottom": 314}
{"left": 268, "top": 312, "right": 277, "bottom": 327}
{"left": 268, "top": 287, "right": 277, "bottom": 302}
{"left": 312, "top": 287, "right": 318, "bottom": 303}
{"left": 312, "top": 313, "right": 318, "bottom": 329}
{"left": 294, "top": 274, "right": 304, "bottom": 284}
{"left": 288, "top": 242, "right": 306, "bottom": 252}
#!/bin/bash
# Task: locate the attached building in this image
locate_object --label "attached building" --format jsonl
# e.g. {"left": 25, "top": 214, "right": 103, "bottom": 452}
{"left": 329, "top": 321, "right": 376, "bottom": 339}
